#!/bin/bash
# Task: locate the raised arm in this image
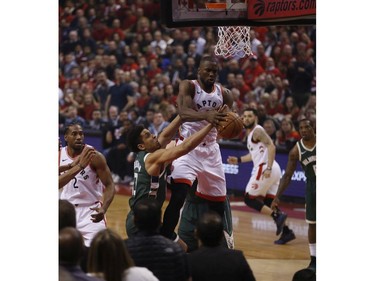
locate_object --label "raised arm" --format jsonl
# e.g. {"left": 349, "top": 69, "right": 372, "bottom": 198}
{"left": 104, "top": 95, "right": 112, "bottom": 120}
{"left": 145, "top": 123, "right": 215, "bottom": 176}
{"left": 253, "top": 127, "right": 276, "bottom": 173}
{"left": 90, "top": 152, "right": 115, "bottom": 222}
{"left": 59, "top": 164, "right": 72, "bottom": 174}
{"left": 157, "top": 115, "right": 182, "bottom": 148}
{"left": 271, "top": 144, "right": 299, "bottom": 210}
{"left": 124, "top": 95, "right": 135, "bottom": 111}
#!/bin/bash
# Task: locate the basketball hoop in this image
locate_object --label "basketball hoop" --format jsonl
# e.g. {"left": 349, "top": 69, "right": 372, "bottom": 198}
{"left": 214, "top": 26, "right": 253, "bottom": 59}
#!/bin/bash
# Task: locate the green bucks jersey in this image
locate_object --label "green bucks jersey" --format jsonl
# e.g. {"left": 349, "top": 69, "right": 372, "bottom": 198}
{"left": 297, "top": 140, "right": 316, "bottom": 182}
{"left": 128, "top": 151, "right": 167, "bottom": 210}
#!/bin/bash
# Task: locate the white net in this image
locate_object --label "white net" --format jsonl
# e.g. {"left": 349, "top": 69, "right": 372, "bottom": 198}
{"left": 214, "top": 26, "right": 253, "bottom": 59}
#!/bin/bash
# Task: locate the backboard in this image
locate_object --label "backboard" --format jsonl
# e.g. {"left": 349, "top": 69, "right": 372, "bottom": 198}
{"left": 160, "top": 0, "right": 316, "bottom": 28}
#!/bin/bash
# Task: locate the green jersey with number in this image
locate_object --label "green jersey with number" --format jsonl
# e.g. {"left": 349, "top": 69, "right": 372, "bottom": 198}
{"left": 128, "top": 151, "right": 166, "bottom": 210}
{"left": 297, "top": 140, "right": 316, "bottom": 182}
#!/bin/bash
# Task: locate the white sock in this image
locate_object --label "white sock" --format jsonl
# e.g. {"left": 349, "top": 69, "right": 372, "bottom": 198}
{"left": 309, "top": 243, "right": 316, "bottom": 257}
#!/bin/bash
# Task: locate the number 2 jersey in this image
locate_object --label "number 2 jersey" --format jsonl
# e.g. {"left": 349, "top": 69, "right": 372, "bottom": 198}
{"left": 59, "top": 146, "right": 103, "bottom": 205}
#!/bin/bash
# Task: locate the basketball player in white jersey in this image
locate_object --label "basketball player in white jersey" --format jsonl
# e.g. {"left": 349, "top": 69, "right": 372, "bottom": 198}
{"left": 160, "top": 56, "right": 233, "bottom": 242}
{"left": 59, "top": 145, "right": 96, "bottom": 188}
{"left": 227, "top": 108, "right": 296, "bottom": 244}
{"left": 59, "top": 122, "right": 115, "bottom": 247}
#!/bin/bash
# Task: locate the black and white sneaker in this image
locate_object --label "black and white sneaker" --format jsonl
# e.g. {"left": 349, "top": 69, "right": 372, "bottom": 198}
{"left": 274, "top": 227, "right": 296, "bottom": 245}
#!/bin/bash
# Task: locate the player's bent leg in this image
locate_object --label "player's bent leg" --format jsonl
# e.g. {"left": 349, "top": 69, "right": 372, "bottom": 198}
{"left": 265, "top": 196, "right": 296, "bottom": 244}
{"left": 178, "top": 200, "right": 206, "bottom": 252}
{"left": 264, "top": 196, "right": 275, "bottom": 208}
{"left": 160, "top": 181, "right": 189, "bottom": 239}
{"left": 245, "top": 194, "right": 287, "bottom": 236}
{"left": 244, "top": 193, "right": 265, "bottom": 212}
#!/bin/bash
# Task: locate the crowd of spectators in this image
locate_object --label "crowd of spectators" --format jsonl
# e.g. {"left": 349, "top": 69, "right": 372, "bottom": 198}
{"left": 58, "top": 0, "right": 316, "bottom": 180}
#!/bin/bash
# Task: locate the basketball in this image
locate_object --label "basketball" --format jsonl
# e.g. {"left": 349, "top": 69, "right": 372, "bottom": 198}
{"left": 217, "top": 112, "right": 243, "bottom": 139}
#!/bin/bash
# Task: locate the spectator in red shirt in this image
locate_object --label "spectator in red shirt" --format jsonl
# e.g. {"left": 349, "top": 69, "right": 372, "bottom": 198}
{"left": 244, "top": 55, "right": 265, "bottom": 89}
{"left": 275, "top": 118, "right": 301, "bottom": 152}
{"left": 265, "top": 57, "right": 282, "bottom": 77}
{"left": 279, "top": 96, "right": 300, "bottom": 125}
{"left": 91, "top": 20, "right": 108, "bottom": 42}
{"left": 235, "top": 74, "right": 252, "bottom": 102}
{"left": 146, "top": 58, "right": 162, "bottom": 81}
{"left": 79, "top": 92, "right": 99, "bottom": 121}
{"left": 163, "top": 84, "right": 177, "bottom": 106}
{"left": 143, "top": 44, "right": 158, "bottom": 62}
{"left": 122, "top": 55, "right": 139, "bottom": 72}
{"left": 115, "top": 2, "right": 135, "bottom": 29}
{"left": 265, "top": 90, "right": 283, "bottom": 117}
{"left": 105, "top": 18, "right": 125, "bottom": 40}
{"left": 256, "top": 44, "right": 269, "bottom": 69}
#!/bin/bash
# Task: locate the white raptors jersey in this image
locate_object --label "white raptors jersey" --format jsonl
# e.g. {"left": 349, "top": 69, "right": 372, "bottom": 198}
{"left": 179, "top": 80, "right": 223, "bottom": 144}
{"left": 59, "top": 146, "right": 103, "bottom": 205}
{"left": 247, "top": 125, "right": 269, "bottom": 166}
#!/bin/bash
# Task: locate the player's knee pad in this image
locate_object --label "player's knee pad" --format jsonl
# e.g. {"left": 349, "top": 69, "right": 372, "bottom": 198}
{"left": 244, "top": 194, "right": 264, "bottom": 212}
{"left": 264, "top": 197, "right": 274, "bottom": 208}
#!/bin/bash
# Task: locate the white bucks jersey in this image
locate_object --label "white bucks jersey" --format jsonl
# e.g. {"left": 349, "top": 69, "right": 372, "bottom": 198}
{"left": 59, "top": 146, "right": 103, "bottom": 205}
{"left": 179, "top": 80, "right": 224, "bottom": 144}
{"left": 247, "top": 125, "right": 268, "bottom": 167}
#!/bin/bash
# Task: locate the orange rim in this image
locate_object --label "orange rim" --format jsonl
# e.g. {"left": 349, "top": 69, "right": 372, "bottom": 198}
{"left": 205, "top": 3, "right": 227, "bottom": 9}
